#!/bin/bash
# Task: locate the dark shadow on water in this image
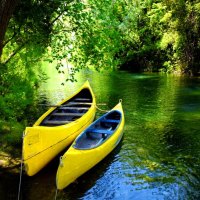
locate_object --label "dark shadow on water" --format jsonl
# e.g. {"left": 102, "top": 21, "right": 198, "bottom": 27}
{"left": 0, "top": 170, "right": 20, "bottom": 200}
{"left": 19, "top": 146, "right": 71, "bottom": 200}
{"left": 2, "top": 139, "right": 124, "bottom": 200}
{"left": 20, "top": 160, "right": 58, "bottom": 200}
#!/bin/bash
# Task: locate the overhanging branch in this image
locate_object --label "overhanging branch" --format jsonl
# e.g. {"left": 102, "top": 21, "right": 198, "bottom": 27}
{"left": 3, "top": 42, "right": 26, "bottom": 65}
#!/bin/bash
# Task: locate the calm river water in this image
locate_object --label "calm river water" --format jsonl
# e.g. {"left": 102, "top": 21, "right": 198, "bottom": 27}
{"left": 1, "top": 69, "right": 200, "bottom": 200}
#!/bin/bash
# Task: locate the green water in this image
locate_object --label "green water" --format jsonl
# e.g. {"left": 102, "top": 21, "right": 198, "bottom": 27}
{"left": 1, "top": 69, "right": 200, "bottom": 199}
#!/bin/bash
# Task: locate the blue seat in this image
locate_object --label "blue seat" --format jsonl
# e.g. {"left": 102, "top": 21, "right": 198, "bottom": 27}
{"left": 87, "top": 128, "right": 113, "bottom": 135}
{"left": 101, "top": 119, "right": 120, "bottom": 123}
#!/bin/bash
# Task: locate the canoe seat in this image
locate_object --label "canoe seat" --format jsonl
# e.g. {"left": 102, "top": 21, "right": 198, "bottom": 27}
{"left": 73, "top": 98, "right": 91, "bottom": 102}
{"left": 87, "top": 128, "right": 112, "bottom": 135}
{"left": 42, "top": 120, "right": 72, "bottom": 125}
{"left": 59, "top": 107, "right": 88, "bottom": 110}
{"left": 51, "top": 113, "right": 83, "bottom": 117}
{"left": 101, "top": 119, "right": 120, "bottom": 124}
{"left": 68, "top": 102, "right": 91, "bottom": 105}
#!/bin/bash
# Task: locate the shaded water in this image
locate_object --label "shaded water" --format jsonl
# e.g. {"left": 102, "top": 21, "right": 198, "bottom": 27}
{"left": 1, "top": 69, "right": 200, "bottom": 199}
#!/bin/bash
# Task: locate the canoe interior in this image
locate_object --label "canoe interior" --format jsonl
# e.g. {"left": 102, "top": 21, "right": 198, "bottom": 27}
{"left": 40, "top": 89, "right": 92, "bottom": 126}
{"left": 73, "top": 110, "right": 121, "bottom": 150}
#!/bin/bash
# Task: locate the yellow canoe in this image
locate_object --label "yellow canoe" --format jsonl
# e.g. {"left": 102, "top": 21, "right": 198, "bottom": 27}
{"left": 23, "top": 81, "right": 96, "bottom": 176}
{"left": 56, "top": 101, "right": 124, "bottom": 190}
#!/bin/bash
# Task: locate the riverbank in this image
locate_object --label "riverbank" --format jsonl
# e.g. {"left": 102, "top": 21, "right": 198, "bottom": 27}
{"left": 0, "top": 121, "right": 22, "bottom": 172}
{"left": 0, "top": 150, "right": 21, "bottom": 173}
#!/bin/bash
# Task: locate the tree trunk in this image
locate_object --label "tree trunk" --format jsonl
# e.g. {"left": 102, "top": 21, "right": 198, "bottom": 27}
{"left": 0, "top": 0, "right": 19, "bottom": 60}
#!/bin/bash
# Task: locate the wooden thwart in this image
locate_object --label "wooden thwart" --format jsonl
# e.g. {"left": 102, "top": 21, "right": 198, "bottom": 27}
{"left": 42, "top": 120, "right": 72, "bottom": 125}
{"left": 59, "top": 107, "right": 89, "bottom": 110}
{"left": 51, "top": 113, "right": 84, "bottom": 117}
{"left": 39, "top": 102, "right": 106, "bottom": 107}
{"left": 73, "top": 98, "right": 91, "bottom": 102}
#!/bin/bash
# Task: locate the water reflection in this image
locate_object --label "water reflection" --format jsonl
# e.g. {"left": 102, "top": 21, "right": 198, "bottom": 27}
{"left": 1, "top": 69, "right": 200, "bottom": 199}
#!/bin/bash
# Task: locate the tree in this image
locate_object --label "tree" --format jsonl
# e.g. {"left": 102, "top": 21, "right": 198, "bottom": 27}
{"left": 0, "top": 0, "right": 19, "bottom": 59}
{"left": 1, "top": 0, "right": 200, "bottom": 74}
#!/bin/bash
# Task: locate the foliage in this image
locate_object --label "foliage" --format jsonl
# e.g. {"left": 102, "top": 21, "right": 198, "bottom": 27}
{"left": 49, "top": 0, "right": 123, "bottom": 78}
{"left": 46, "top": 0, "right": 200, "bottom": 74}
{"left": 0, "top": 0, "right": 67, "bottom": 147}
{"left": 0, "top": 59, "right": 43, "bottom": 147}
{"left": 1, "top": 0, "right": 200, "bottom": 75}
{"left": 0, "top": 0, "right": 200, "bottom": 148}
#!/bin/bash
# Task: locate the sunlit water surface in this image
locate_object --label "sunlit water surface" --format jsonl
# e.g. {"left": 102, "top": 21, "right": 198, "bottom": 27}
{"left": 1, "top": 69, "right": 200, "bottom": 200}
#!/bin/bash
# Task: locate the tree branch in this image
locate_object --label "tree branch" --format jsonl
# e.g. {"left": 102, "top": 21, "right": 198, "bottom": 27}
{"left": 3, "top": 25, "right": 21, "bottom": 47}
{"left": 3, "top": 32, "right": 17, "bottom": 47}
{"left": 50, "top": 10, "right": 66, "bottom": 26}
{"left": 3, "top": 42, "right": 26, "bottom": 65}
{"left": 0, "top": 0, "right": 20, "bottom": 59}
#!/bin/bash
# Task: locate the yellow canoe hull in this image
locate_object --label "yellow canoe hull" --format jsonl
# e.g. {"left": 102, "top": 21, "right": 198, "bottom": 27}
{"left": 23, "top": 81, "right": 96, "bottom": 176}
{"left": 56, "top": 102, "right": 124, "bottom": 190}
